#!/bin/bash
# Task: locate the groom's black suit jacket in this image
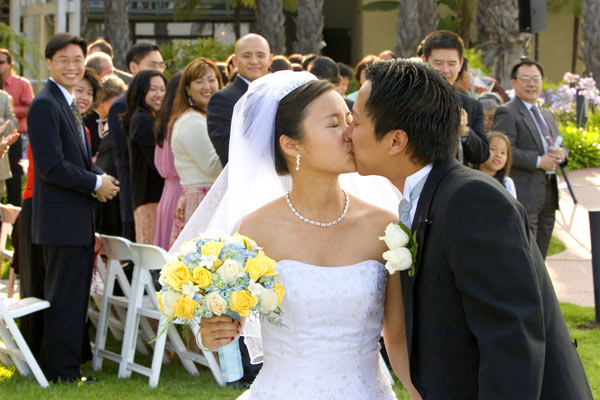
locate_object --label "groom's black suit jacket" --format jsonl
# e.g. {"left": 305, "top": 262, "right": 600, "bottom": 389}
{"left": 207, "top": 75, "right": 249, "bottom": 166}
{"left": 401, "top": 159, "right": 591, "bottom": 399}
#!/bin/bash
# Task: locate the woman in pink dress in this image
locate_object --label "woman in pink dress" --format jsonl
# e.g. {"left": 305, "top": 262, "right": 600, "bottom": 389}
{"left": 169, "top": 58, "right": 223, "bottom": 243}
{"left": 153, "top": 72, "right": 183, "bottom": 250}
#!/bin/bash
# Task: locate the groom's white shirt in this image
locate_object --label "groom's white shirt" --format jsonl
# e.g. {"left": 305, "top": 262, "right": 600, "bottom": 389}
{"left": 402, "top": 163, "right": 432, "bottom": 226}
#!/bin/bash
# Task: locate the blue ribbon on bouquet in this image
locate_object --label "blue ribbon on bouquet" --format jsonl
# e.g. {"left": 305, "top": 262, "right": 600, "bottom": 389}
{"left": 217, "top": 314, "right": 243, "bottom": 382}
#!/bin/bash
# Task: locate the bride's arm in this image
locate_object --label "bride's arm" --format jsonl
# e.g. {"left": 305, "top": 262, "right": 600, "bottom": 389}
{"left": 383, "top": 273, "right": 421, "bottom": 399}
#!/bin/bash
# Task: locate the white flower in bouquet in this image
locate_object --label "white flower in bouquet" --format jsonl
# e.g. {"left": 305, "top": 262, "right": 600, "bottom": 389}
{"left": 382, "top": 247, "right": 413, "bottom": 274}
{"left": 379, "top": 223, "right": 409, "bottom": 249}
{"left": 181, "top": 281, "right": 199, "bottom": 298}
{"left": 179, "top": 240, "right": 197, "bottom": 255}
{"left": 206, "top": 291, "right": 228, "bottom": 316}
{"left": 159, "top": 290, "right": 181, "bottom": 318}
{"left": 248, "top": 281, "right": 278, "bottom": 313}
{"left": 217, "top": 259, "right": 244, "bottom": 284}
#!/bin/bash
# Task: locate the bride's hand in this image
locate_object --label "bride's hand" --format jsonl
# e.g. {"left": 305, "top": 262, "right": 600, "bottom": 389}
{"left": 409, "top": 389, "right": 423, "bottom": 400}
{"left": 199, "top": 316, "right": 241, "bottom": 349}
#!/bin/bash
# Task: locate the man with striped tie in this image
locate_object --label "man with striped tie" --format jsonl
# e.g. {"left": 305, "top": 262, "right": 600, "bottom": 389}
{"left": 492, "top": 59, "right": 567, "bottom": 259}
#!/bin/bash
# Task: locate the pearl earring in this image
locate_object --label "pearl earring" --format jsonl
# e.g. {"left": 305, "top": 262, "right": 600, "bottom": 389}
{"left": 296, "top": 154, "right": 301, "bottom": 171}
{"left": 188, "top": 95, "right": 194, "bottom": 106}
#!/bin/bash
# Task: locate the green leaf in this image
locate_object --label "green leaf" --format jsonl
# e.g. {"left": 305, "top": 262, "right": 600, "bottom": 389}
{"left": 359, "top": 1, "right": 399, "bottom": 12}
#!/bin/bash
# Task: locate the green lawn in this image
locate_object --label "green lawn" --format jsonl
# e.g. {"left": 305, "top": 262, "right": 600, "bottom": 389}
{"left": 0, "top": 303, "right": 597, "bottom": 399}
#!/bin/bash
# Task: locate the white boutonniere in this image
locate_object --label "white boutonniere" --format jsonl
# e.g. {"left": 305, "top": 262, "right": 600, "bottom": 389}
{"left": 379, "top": 222, "right": 418, "bottom": 276}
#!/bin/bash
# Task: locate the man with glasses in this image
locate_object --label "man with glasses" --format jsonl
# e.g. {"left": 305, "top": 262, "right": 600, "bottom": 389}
{"left": 493, "top": 59, "right": 566, "bottom": 259}
{"left": 107, "top": 42, "right": 164, "bottom": 241}
{"left": 0, "top": 48, "right": 34, "bottom": 206}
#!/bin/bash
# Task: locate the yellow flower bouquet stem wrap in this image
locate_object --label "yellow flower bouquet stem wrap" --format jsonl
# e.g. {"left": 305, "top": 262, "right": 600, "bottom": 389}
{"left": 157, "top": 232, "right": 284, "bottom": 383}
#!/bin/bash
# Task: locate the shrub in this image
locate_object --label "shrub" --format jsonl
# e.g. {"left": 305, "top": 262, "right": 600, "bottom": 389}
{"left": 560, "top": 117, "right": 600, "bottom": 171}
{"left": 159, "top": 38, "right": 235, "bottom": 78}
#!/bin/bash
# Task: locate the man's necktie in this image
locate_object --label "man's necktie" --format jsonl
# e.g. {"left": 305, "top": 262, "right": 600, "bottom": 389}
{"left": 70, "top": 102, "right": 87, "bottom": 154}
{"left": 398, "top": 175, "right": 428, "bottom": 228}
{"left": 530, "top": 105, "right": 553, "bottom": 147}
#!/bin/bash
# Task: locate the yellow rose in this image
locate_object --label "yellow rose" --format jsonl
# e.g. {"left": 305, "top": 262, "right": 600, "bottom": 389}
{"left": 163, "top": 261, "right": 193, "bottom": 291}
{"left": 274, "top": 285, "right": 285, "bottom": 307}
{"left": 230, "top": 290, "right": 258, "bottom": 317}
{"left": 173, "top": 294, "right": 197, "bottom": 321}
{"left": 201, "top": 241, "right": 224, "bottom": 258}
{"left": 245, "top": 258, "right": 268, "bottom": 281}
{"left": 192, "top": 267, "right": 212, "bottom": 289}
{"left": 156, "top": 292, "right": 163, "bottom": 314}
{"left": 234, "top": 233, "right": 257, "bottom": 249}
{"left": 256, "top": 252, "right": 277, "bottom": 276}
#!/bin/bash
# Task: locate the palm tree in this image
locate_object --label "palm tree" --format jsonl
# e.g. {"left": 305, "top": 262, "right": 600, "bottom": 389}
{"left": 418, "top": 0, "right": 439, "bottom": 42}
{"left": 105, "top": 0, "right": 132, "bottom": 70}
{"left": 255, "top": 0, "right": 286, "bottom": 54}
{"left": 582, "top": 0, "right": 600, "bottom": 86}
{"left": 476, "top": 0, "right": 532, "bottom": 88}
{"left": 293, "top": 0, "right": 325, "bottom": 54}
{"left": 395, "top": 0, "right": 420, "bottom": 57}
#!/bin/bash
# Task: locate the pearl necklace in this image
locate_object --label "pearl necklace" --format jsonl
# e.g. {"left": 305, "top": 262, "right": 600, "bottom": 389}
{"left": 285, "top": 191, "right": 349, "bottom": 227}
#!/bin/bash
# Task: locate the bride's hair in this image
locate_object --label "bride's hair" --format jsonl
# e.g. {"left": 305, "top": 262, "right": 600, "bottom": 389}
{"left": 273, "top": 79, "right": 333, "bottom": 174}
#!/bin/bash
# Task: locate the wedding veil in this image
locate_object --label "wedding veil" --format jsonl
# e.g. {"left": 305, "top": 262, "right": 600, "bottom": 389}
{"left": 170, "top": 70, "right": 400, "bottom": 363}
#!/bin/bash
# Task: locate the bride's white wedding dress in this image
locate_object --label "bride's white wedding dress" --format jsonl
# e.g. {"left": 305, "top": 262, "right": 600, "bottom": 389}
{"left": 238, "top": 259, "right": 397, "bottom": 400}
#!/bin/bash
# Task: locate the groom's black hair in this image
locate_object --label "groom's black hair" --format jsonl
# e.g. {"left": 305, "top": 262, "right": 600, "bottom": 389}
{"left": 365, "top": 60, "right": 460, "bottom": 164}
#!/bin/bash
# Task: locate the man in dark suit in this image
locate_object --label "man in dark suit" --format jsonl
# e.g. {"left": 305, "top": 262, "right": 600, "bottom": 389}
{"left": 492, "top": 59, "right": 566, "bottom": 259}
{"left": 107, "top": 42, "right": 164, "bottom": 240}
{"left": 422, "top": 30, "right": 489, "bottom": 165}
{"left": 28, "top": 33, "right": 119, "bottom": 383}
{"left": 347, "top": 59, "right": 591, "bottom": 399}
{"left": 207, "top": 33, "right": 272, "bottom": 166}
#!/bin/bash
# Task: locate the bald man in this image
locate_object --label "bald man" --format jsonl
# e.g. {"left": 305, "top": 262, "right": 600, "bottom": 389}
{"left": 85, "top": 52, "right": 114, "bottom": 79}
{"left": 207, "top": 34, "right": 273, "bottom": 166}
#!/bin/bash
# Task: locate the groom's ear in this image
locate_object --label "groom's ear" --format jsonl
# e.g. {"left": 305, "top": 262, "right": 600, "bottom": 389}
{"left": 387, "top": 129, "right": 409, "bottom": 156}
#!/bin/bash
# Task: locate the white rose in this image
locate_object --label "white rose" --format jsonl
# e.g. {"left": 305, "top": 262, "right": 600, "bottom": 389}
{"left": 248, "top": 281, "right": 265, "bottom": 297}
{"left": 179, "top": 240, "right": 197, "bottom": 255}
{"left": 206, "top": 291, "right": 228, "bottom": 316}
{"left": 223, "top": 235, "right": 244, "bottom": 247}
{"left": 258, "top": 289, "right": 279, "bottom": 313}
{"left": 217, "top": 259, "right": 244, "bottom": 284}
{"left": 382, "top": 247, "right": 413, "bottom": 274}
{"left": 379, "top": 223, "right": 409, "bottom": 249}
{"left": 161, "top": 290, "right": 181, "bottom": 318}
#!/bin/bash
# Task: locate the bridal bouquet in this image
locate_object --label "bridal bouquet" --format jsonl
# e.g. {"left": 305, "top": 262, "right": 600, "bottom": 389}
{"left": 157, "top": 232, "right": 284, "bottom": 382}
{"left": 379, "top": 223, "right": 418, "bottom": 276}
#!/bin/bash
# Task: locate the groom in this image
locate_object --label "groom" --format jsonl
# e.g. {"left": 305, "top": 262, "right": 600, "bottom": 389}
{"left": 346, "top": 60, "right": 592, "bottom": 399}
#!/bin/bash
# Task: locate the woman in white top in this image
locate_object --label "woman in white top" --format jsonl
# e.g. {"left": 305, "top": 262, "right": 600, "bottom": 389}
{"left": 477, "top": 131, "right": 517, "bottom": 199}
{"left": 169, "top": 57, "right": 223, "bottom": 243}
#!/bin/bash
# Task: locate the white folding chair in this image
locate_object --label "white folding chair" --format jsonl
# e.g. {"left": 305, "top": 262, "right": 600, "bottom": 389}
{"left": 0, "top": 204, "right": 21, "bottom": 299}
{"left": 91, "top": 234, "right": 151, "bottom": 372}
{"left": 0, "top": 296, "right": 49, "bottom": 387}
{"left": 118, "top": 242, "right": 224, "bottom": 387}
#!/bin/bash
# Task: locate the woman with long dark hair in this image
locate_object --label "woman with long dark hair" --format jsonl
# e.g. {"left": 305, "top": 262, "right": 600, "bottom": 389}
{"left": 122, "top": 69, "right": 167, "bottom": 243}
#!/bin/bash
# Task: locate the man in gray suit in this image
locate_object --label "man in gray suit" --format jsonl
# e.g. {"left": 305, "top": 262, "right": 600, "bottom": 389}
{"left": 492, "top": 59, "right": 566, "bottom": 258}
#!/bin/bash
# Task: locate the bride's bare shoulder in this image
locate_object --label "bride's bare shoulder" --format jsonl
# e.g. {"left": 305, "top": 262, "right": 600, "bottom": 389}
{"left": 349, "top": 195, "right": 398, "bottom": 227}
{"left": 238, "top": 197, "right": 287, "bottom": 240}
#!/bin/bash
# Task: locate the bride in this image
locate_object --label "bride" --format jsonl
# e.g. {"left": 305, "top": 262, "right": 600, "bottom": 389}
{"left": 174, "top": 70, "right": 420, "bottom": 399}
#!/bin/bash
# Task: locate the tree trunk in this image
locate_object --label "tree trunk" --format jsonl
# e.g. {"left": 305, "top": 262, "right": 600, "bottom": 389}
{"left": 582, "top": 0, "right": 600, "bottom": 87}
{"left": 255, "top": 0, "right": 286, "bottom": 54}
{"left": 395, "top": 0, "right": 420, "bottom": 58}
{"left": 417, "top": 0, "right": 439, "bottom": 42}
{"left": 81, "top": 0, "right": 90, "bottom": 41}
{"left": 104, "top": 0, "right": 131, "bottom": 71}
{"left": 476, "top": 0, "right": 532, "bottom": 88}
{"left": 293, "top": 0, "right": 325, "bottom": 54}
{"left": 457, "top": 0, "right": 477, "bottom": 48}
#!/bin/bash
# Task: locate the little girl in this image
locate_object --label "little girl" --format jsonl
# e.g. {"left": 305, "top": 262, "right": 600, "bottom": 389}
{"left": 478, "top": 131, "right": 517, "bottom": 199}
